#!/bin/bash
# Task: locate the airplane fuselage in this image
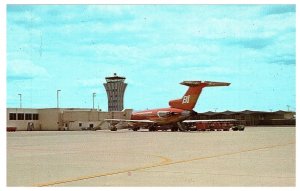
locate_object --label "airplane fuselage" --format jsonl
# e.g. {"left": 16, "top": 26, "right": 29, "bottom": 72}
{"left": 131, "top": 108, "right": 193, "bottom": 125}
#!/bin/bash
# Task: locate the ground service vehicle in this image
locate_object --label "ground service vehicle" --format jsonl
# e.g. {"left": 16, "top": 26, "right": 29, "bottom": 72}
{"left": 184, "top": 119, "right": 236, "bottom": 131}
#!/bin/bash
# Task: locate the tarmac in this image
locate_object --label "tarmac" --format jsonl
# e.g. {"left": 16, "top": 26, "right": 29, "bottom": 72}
{"left": 7, "top": 126, "right": 295, "bottom": 187}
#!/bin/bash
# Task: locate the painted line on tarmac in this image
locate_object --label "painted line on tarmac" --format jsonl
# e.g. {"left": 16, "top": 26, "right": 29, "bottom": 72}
{"left": 34, "top": 141, "right": 294, "bottom": 187}
{"left": 158, "top": 141, "right": 295, "bottom": 167}
{"left": 33, "top": 154, "right": 172, "bottom": 187}
{"left": 144, "top": 170, "right": 295, "bottom": 179}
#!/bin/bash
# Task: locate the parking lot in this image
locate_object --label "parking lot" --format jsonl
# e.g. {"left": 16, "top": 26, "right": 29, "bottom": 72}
{"left": 7, "top": 126, "right": 295, "bottom": 186}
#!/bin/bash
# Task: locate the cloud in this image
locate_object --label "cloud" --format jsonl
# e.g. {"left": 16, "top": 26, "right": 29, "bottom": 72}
{"left": 7, "top": 7, "right": 42, "bottom": 28}
{"left": 269, "top": 55, "right": 296, "bottom": 65}
{"left": 261, "top": 5, "right": 296, "bottom": 16}
{"left": 6, "top": 5, "right": 295, "bottom": 110}
{"left": 224, "top": 37, "right": 274, "bottom": 49}
{"left": 6, "top": 75, "right": 34, "bottom": 81}
{"left": 76, "top": 78, "right": 103, "bottom": 87}
{"left": 7, "top": 5, "right": 136, "bottom": 29}
{"left": 179, "top": 65, "right": 239, "bottom": 76}
{"left": 7, "top": 60, "right": 49, "bottom": 81}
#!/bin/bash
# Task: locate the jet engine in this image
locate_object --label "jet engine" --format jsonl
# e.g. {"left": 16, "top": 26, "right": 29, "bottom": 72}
{"left": 157, "top": 111, "right": 173, "bottom": 118}
{"left": 181, "top": 110, "right": 198, "bottom": 117}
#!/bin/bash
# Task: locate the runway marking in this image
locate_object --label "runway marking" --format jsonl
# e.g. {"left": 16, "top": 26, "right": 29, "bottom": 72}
{"left": 144, "top": 170, "right": 295, "bottom": 179}
{"left": 157, "top": 141, "right": 295, "bottom": 167}
{"left": 33, "top": 154, "right": 173, "bottom": 187}
{"left": 34, "top": 141, "right": 295, "bottom": 187}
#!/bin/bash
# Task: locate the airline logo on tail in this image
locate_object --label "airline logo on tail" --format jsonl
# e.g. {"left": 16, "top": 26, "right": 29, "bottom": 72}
{"left": 182, "top": 95, "right": 190, "bottom": 104}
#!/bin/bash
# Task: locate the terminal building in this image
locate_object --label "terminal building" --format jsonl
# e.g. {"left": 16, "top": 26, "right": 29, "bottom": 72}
{"left": 192, "top": 110, "right": 296, "bottom": 126}
{"left": 7, "top": 108, "right": 132, "bottom": 131}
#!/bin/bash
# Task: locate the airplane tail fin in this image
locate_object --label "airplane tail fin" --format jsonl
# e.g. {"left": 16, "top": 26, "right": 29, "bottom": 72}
{"left": 169, "top": 81, "right": 230, "bottom": 110}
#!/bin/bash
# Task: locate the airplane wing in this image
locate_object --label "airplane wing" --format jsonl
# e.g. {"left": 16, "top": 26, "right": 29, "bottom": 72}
{"left": 104, "top": 119, "right": 155, "bottom": 123}
{"left": 183, "top": 119, "right": 237, "bottom": 123}
{"left": 104, "top": 119, "right": 156, "bottom": 131}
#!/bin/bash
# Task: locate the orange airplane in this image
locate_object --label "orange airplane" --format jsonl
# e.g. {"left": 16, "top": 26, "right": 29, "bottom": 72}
{"left": 105, "top": 81, "right": 230, "bottom": 131}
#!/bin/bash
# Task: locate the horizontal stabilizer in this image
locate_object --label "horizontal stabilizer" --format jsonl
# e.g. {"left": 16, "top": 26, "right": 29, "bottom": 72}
{"left": 180, "top": 81, "right": 230, "bottom": 87}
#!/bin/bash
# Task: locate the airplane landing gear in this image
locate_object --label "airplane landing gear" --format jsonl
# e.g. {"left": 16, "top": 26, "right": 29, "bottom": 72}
{"left": 177, "top": 122, "right": 187, "bottom": 132}
{"left": 149, "top": 125, "right": 157, "bottom": 131}
{"left": 132, "top": 127, "right": 140, "bottom": 131}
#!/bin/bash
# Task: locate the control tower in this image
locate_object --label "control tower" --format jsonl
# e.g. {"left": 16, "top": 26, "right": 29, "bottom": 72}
{"left": 103, "top": 73, "right": 127, "bottom": 111}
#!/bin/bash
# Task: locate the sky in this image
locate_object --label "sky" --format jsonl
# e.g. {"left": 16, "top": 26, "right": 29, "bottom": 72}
{"left": 6, "top": 4, "right": 296, "bottom": 112}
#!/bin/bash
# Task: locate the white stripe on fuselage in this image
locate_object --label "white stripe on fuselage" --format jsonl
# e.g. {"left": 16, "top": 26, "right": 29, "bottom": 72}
{"left": 135, "top": 111, "right": 153, "bottom": 115}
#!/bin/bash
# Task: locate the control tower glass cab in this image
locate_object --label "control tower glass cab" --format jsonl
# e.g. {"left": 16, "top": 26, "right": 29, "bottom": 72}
{"left": 103, "top": 73, "right": 127, "bottom": 111}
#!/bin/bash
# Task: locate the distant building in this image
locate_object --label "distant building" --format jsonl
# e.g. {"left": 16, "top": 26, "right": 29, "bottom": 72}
{"left": 103, "top": 73, "right": 127, "bottom": 111}
{"left": 192, "top": 110, "right": 296, "bottom": 126}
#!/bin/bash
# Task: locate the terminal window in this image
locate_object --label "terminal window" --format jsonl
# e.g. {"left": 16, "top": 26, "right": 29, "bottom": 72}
{"left": 17, "top": 113, "right": 24, "bottom": 120}
{"left": 33, "top": 114, "right": 39, "bottom": 120}
{"left": 25, "top": 113, "right": 32, "bottom": 120}
{"left": 9, "top": 113, "right": 16, "bottom": 120}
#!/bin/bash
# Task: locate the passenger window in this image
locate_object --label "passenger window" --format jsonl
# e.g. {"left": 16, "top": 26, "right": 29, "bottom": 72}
{"left": 9, "top": 113, "right": 16, "bottom": 120}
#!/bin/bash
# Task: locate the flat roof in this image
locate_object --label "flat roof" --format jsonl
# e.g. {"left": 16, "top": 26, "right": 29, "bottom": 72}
{"left": 105, "top": 73, "right": 126, "bottom": 82}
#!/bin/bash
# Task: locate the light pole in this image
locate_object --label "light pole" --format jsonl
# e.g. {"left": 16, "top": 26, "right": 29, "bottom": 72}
{"left": 287, "top": 105, "right": 290, "bottom": 111}
{"left": 214, "top": 108, "right": 218, "bottom": 112}
{"left": 92, "top": 93, "right": 96, "bottom": 109}
{"left": 57, "top": 90, "right": 61, "bottom": 108}
{"left": 18, "top": 94, "right": 22, "bottom": 108}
